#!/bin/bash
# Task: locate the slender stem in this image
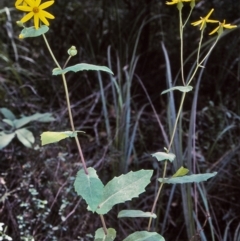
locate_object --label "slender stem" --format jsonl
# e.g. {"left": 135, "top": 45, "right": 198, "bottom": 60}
{"left": 187, "top": 34, "right": 220, "bottom": 86}
{"left": 42, "top": 34, "right": 88, "bottom": 174}
{"left": 147, "top": 160, "right": 168, "bottom": 231}
{"left": 63, "top": 56, "right": 72, "bottom": 69}
{"left": 179, "top": 9, "right": 185, "bottom": 86}
{"left": 42, "top": 34, "right": 61, "bottom": 69}
{"left": 100, "top": 214, "right": 108, "bottom": 235}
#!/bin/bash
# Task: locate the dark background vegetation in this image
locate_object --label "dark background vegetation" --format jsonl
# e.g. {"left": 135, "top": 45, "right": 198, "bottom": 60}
{"left": 0, "top": 0, "right": 240, "bottom": 240}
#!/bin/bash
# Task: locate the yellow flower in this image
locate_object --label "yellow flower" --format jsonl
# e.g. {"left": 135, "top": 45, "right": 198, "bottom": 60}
{"left": 15, "top": 0, "right": 55, "bottom": 30}
{"left": 209, "top": 20, "right": 237, "bottom": 35}
{"left": 15, "top": 0, "right": 27, "bottom": 6}
{"left": 166, "top": 0, "right": 191, "bottom": 5}
{"left": 191, "top": 9, "right": 218, "bottom": 30}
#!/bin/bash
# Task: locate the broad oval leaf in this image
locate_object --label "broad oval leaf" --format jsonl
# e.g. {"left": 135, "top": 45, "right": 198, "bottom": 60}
{"left": 14, "top": 113, "right": 55, "bottom": 129}
{"left": 118, "top": 210, "right": 157, "bottom": 219}
{"left": 172, "top": 166, "right": 189, "bottom": 177}
{"left": 151, "top": 152, "right": 175, "bottom": 162}
{"left": 0, "top": 132, "right": 15, "bottom": 149}
{"left": 94, "top": 228, "right": 116, "bottom": 241}
{"left": 161, "top": 86, "right": 193, "bottom": 95}
{"left": 74, "top": 167, "right": 104, "bottom": 212}
{"left": 2, "top": 119, "right": 14, "bottom": 127}
{"left": 52, "top": 63, "right": 114, "bottom": 75}
{"left": 41, "top": 131, "right": 84, "bottom": 145}
{"left": 15, "top": 128, "right": 34, "bottom": 148}
{"left": 123, "top": 231, "right": 165, "bottom": 241}
{"left": 0, "top": 108, "right": 16, "bottom": 120}
{"left": 96, "top": 170, "right": 153, "bottom": 214}
{"left": 19, "top": 25, "right": 49, "bottom": 38}
{"left": 158, "top": 172, "right": 217, "bottom": 184}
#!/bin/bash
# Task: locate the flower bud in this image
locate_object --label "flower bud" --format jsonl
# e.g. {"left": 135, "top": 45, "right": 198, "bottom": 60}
{"left": 16, "top": 21, "right": 24, "bottom": 27}
{"left": 67, "top": 46, "right": 77, "bottom": 56}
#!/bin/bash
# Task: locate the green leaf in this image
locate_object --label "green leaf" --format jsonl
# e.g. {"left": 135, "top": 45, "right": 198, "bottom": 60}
{"left": 161, "top": 86, "right": 193, "bottom": 95}
{"left": 52, "top": 63, "right": 114, "bottom": 75}
{"left": 0, "top": 132, "right": 15, "bottom": 149}
{"left": 123, "top": 231, "right": 165, "bottom": 241}
{"left": 15, "top": 128, "right": 35, "bottom": 148}
{"left": 0, "top": 108, "right": 16, "bottom": 120}
{"left": 2, "top": 119, "right": 14, "bottom": 127}
{"left": 74, "top": 167, "right": 104, "bottom": 212}
{"left": 14, "top": 113, "right": 55, "bottom": 129}
{"left": 96, "top": 170, "right": 153, "bottom": 214}
{"left": 172, "top": 166, "right": 189, "bottom": 177}
{"left": 151, "top": 152, "right": 175, "bottom": 162}
{"left": 19, "top": 25, "right": 49, "bottom": 38}
{"left": 94, "top": 228, "right": 116, "bottom": 241}
{"left": 158, "top": 172, "right": 217, "bottom": 184}
{"left": 118, "top": 210, "right": 157, "bottom": 219}
{"left": 41, "top": 131, "right": 84, "bottom": 145}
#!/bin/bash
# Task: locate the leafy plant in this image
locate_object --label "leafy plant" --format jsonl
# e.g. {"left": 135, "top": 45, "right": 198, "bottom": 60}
{"left": 0, "top": 107, "right": 55, "bottom": 149}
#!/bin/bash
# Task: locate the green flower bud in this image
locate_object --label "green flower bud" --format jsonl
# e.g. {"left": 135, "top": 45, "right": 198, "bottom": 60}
{"left": 67, "top": 46, "right": 77, "bottom": 56}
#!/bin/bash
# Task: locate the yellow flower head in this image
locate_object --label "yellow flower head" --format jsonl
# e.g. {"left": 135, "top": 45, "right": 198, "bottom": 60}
{"left": 191, "top": 9, "right": 218, "bottom": 30}
{"left": 209, "top": 20, "right": 237, "bottom": 35}
{"left": 15, "top": 0, "right": 55, "bottom": 30}
{"left": 166, "top": 0, "right": 191, "bottom": 5}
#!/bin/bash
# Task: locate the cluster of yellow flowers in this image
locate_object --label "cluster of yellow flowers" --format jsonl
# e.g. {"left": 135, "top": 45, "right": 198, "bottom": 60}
{"left": 14, "top": 0, "right": 237, "bottom": 36}
{"left": 166, "top": 0, "right": 237, "bottom": 35}
{"left": 15, "top": 0, "right": 55, "bottom": 30}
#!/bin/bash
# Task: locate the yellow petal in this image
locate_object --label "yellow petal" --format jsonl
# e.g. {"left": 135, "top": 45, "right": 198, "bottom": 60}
{"left": 20, "top": 11, "right": 34, "bottom": 23}
{"left": 36, "top": 0, "right": 41, "bottom": 6}
{"left": 39, "top": 13, "right": 50, "bottom": 26}
{"left": 40, "top": 1, "right": 54, "bottom": 10}
{"left": 24, "top": 0, "right": 34, "bottom": 7}
{"left": 15, "top": 5, "right": 32, "bottom": 11}
{"left": 34, "top": 13, "right": 40, "bottom": 29}
{"left": 41, "top": 10, "right": 55, "bottom": 19}
{"left": 209, "top": 26, "right": 220, "bottom": 35}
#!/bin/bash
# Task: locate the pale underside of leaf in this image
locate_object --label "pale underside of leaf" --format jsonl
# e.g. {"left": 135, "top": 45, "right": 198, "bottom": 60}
{"left": 151, "top": 152, "right": 176, "bottom": 162}
{"left": 118, "top": 210, "right": 157, "bottom": 218}
{"left": 161, "top": 85, "right": 193, "bottom": 95}
{"left": 123, "top": 231, "right": 165, "bottom": 241}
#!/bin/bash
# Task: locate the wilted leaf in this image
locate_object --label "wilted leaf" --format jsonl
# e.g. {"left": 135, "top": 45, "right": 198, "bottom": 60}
{"left": 96, "top": 170, "right": 153, "bottom": 214}
{"left": 159, "top": 172, "right": 217, "bottom": 184}
{"left": 123, "top": 231, "right": 165, "bottom": 241}
{"left": 52, "top": 63, "right": 113, "bottom": 75}
{"left": 118, "top": 210, "right": 156, "bottom": 219}
{"left": 74, "top": 167, "right": 104, "bottom": 212}
{"left": 41, "top": 131, "right": 84, "bottom": 145}
{"left": 172, "top": 166, "right": 189, "bottom": 177}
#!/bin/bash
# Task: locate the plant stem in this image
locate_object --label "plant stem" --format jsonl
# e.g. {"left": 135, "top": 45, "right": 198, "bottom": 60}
{"left": 42, "top": 34, "right": 88, "bottom": 175}
{"left": 99, "top": 214, "right": 108, "bottom": 235}
{"left": 147, "top": 160, "right": 168, "bottom": 231}
{"left": 179, "top": 8, "right": 185, "bottom": 86}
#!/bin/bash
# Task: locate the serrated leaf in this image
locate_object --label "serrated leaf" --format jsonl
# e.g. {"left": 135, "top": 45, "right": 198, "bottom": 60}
{"left": 151, "top": 152, "right": 175, "bottom": 162}
{"left": 96, "top": 170, "right": 153, "bottom": 214}
{"left": 14, "top": 113, "right": 55, "bottom": 129}
{"left": 0, "top": 132, "right": 15, "bottom": 149}
{"left": 52, "top": 63, "right": 114, "bottom": 75}
{"left": 94, "top": 228, "right": 116, "bottom": 241}
{"left": 41, "top": 131, "right": 84, "bottom": 145}
{"left": 19, "top": 25, "right": 49, "bottom": 38}
{"left": 123, "top": 231, "right": 165, "bottom": 241}
{"left": 161, "top": 86, "right": 193, "bottom": 95}
{"left": 158, "top": 172, "right": 217, "bottom": 184}
{"left": 118, "top": 210, "right": 157, "bottom": 219}
{"left": 74, "top": 167, "right": 104, "bottom": 212}
{"left": 0, "top": 108, "right": 16, "bottom": 120}
{"left": 15, "top": 128, "right": 34, "bottom": 148}
{"left": 172, "top": 166, "right": 189, "bottom": 177}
